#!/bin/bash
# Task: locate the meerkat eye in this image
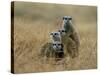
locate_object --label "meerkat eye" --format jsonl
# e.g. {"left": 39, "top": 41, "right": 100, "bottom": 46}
{"left": 50, "top": 33, "right": 53, "bottom": 35}
{"left": 54, "top": 33, "right": 58, "bottom": 35}
{"left": 62, "top": 30, "right": 64, "bottom": 32}
{"left": 64, "top": 18, "right": 67, "bottom": 20}
{"left": 65, "top": 30, "right": 67, "bottom": 32}
{"left": 64, "top": 30, "right": 66, "bottom": 32}
{"left": 58, "top": 44, "right": 61, "bottom": 46}
{"left": 53, "top": 44, "right": 56, "bottom": 46}
{"left": 64, "top": 31, "right": 66, "bottom": 32}
{"left": 69, "top": 17, "right": 72, "bottom": 20}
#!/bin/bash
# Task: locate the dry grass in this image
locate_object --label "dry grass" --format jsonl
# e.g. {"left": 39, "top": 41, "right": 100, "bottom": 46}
{"left": 12, "top": 2, "right": 97, "bottom": 73}
{"left": 13, "top": 18, "right": 97, "bottom": 73}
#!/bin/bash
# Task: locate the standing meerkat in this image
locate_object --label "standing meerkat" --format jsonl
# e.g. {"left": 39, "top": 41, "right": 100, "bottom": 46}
{"left": 58, "top": 16, "right": 80, "bottom": 58}
{"left": 62, "top": 16, "right": 80, "bottom": 47}
{"left": 58, "top": 29, "right": 78, "bottom": 58}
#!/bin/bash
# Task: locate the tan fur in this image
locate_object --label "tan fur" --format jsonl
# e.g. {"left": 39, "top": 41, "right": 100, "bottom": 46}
{"left": 61, "top": 18, "right": 80, "bottom": 58}
{"left": 61, "top": 36, "right": 78, "bottom": 58}
{"left": 40, "top": 42, "right": 55, "bottom": 58}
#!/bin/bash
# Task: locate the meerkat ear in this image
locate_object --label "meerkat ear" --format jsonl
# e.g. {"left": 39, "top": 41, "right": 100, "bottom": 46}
{"left": 50, "top": 33, "right": 53, "bottom": 35}
{"left": 63, "top": 17, "right": 64, "bottom": 20}
{"left": 64, "top": 30, "right": 67, "bottom": 32}
{"left": 61, "top": 44, "right": 64, "bottom": 48}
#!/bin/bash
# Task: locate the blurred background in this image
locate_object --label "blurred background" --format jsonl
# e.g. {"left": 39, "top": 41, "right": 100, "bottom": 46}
{"left": 13, "top": 2, "right": 97, "bottom": 24}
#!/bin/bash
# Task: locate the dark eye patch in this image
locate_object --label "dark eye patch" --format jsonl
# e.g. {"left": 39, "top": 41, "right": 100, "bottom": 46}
{"left": 54, "top": 33, "right": 58, "bottom": 35}
{"left": 63, "top": 17, "right": 64, "bottom": 20}
{"left": 53, "top": 44, "right": 56, "bottom": 46}
{"left": 63, "top": 17, "right": 68, "bottom": 20}
{"left": 62, "top": 30, "right": 66, "bottom": 32}
{"left": 64, "top": 18, "right": 67, "bottom": 20}
{"left": 69, "top": 17, "right": 72, "bottom": 20}
{"left": 65, "top": 30, "right": 67, "bottom": 32}
{"left": 58, "top": 44, "right": 61, "bottom": 46}
{"left": 62, "top": 30, "right": 65, "bottom": 32}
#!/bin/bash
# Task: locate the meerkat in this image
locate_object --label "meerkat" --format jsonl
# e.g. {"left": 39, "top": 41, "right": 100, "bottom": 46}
{"left": 58, "top": 29, "right": 77, "bottom": 58}
{"left": 40, "top": 41, "right": 64, "bottom": 60}
{"left": 52, "top": 41, "right": 64, "bottom": 59}
{"left": 58, "top": 16, "right": 80, "bottom": 58}
{"left": 62, "top": 16, "right": 80, "bottom": 48}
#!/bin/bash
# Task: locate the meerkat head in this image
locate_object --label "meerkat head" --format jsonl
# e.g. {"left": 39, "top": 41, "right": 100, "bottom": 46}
{"left": 58, "top": 28, "right": 67, "bottom": 36}
{"left": 50, "top": 32, "right": 61, "bottom": 43}
{"left": 63, "top": 16, "right": 72, "bottom": 24}
{"left": 62, "top": 16, "right": 72, "bottom": 31}
{"left": 52, "top": 41, "right": 63, "bottom": 51}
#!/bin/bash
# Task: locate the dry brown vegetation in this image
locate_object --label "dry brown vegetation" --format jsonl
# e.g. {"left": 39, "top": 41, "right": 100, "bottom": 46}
{"left": 13, "top": 2, "right": 97, "bottom": 73}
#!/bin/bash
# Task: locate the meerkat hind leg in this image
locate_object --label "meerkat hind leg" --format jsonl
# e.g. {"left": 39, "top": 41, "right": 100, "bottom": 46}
{"left": 67, "top": 38, "right": 78, "bottom": 58}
